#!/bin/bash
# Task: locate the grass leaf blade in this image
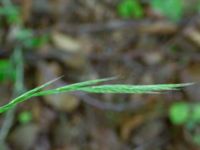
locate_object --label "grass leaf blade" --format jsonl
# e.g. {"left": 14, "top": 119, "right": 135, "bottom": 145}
{"left": 33, "top": 77, "right": 117, "bottom": 96}
{"left": 0, "top": 76, "right": 62, "bottom": 113}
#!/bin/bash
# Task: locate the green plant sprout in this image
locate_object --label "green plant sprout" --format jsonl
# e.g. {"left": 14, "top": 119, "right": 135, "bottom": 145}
{"left": 117, "top": 0, "right": 144, "bottom": 19}
{"left": 0, "top": 77, "right": 193, "bottom": 113}
{"left": 169, "top": 102, "right": 200, "bottom": 126}
{"left": 169, "top": 102, "right": 190, "bottom": 125}
{"left": 18, "top": 111, "right": 32, "bottom": 124}
{"left": 169, "top": 102, "right": 200, "bottom": 145}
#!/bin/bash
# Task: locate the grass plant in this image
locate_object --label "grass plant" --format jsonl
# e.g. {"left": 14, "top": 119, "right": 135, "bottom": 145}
{"left": 0, "top": 77, "right": 193, "bottom": 113}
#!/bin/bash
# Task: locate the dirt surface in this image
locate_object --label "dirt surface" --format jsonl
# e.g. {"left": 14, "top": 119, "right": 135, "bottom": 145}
{"left": 0, "top": 0, "right": 200, "bottom": 150}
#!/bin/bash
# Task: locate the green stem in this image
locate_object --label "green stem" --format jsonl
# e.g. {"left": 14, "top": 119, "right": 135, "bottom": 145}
{"left": 0, "top": 47, "right": 24, "bottom": 145}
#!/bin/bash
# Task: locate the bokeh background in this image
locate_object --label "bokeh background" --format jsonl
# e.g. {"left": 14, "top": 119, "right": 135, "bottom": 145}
{"left": 0, "top": 0, "right": 200, "bottom": 149}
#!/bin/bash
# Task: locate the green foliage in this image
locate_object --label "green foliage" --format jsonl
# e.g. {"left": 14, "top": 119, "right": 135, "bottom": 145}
{"left": 191, "top": 105, "right": 200, "bottom": 123}
{"left": 24, "top": 35, "right": 49, "bottom": 48}
{"left": 0, "top": 4, "right": 48, "bottom": 49}
{"left": 169, "top": 102, "right": 200, "bottom": 145}
{"left": 0, "top": 77, "right": 193, "bottom": 113}
{"left": 14, "top": 29, "right": 33, "bottom": 41}
{"left": 0, "top": 59, "right": 16, "bottom": 82}
{"left": 14, "top": 28, "right": 48, "bottom": 48}
{"left": 18, "top": 111, "right": 32, "bottom": 124}
{"left": 0, "top": 5, "right": 20, "bottom": 24}
{"left": 150, "top": 0, "right": 183, "bottom": 21}
{"left": 169, "top": 102, "right": 200, "bottom": 125}
{"left": 169, "top": 102, "right": 190, "bottom": 125}
{"left": 117, "top": 0, "right": 144, "bottom": 19}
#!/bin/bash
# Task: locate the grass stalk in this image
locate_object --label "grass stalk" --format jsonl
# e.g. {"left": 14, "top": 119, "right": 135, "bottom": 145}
{"left": 0, "top": 47, "right": 24, "bottom": 145}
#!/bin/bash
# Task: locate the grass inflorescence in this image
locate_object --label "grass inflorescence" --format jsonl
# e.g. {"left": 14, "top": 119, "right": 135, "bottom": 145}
{"left": 0, "top": 77, "right": 193, "bottom": 113}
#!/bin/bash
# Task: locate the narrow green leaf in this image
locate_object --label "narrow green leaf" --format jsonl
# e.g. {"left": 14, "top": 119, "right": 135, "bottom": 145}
{"left": 0, "top": 77, "right": 62, "bottom": 113}
{"left": 33, "top": 77, "right": 117, "bottom": 96}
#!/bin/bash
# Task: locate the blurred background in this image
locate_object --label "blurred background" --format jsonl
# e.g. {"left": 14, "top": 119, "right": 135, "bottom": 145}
{"left": 0, "top": 0, "right": 200, "bottom": 149}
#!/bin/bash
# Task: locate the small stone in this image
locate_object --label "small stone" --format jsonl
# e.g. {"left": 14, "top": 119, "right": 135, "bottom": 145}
{"left": 9, "top": 124, "right": 40, "bottom": 150}
{"left": 45, "top": 93, "right": 80, "bottom": 112}
{"left": 143, "top": 51, "right": 163, "bottom": 65}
